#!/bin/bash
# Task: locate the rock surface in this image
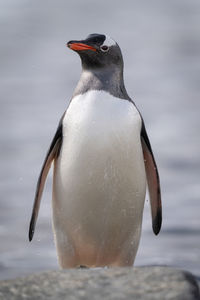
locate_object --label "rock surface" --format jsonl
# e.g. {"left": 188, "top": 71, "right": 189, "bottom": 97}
{"left": 0, "top": 267, "right": 199, "bottom": 300}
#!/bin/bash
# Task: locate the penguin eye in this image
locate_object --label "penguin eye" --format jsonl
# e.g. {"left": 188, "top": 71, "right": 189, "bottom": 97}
{"left": 100, "top": 45, "right": 109, "bottom": 52}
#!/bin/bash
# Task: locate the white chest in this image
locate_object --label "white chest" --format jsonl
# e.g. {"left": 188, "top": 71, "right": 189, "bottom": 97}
{"left": 57, "top": 90, "right": 145, "bottom": 187}
{"left": 63, "top": 90, "right": 142, "bottom": 146}
{"left": 55, "top": 89, "right": 145, "bottom": 210}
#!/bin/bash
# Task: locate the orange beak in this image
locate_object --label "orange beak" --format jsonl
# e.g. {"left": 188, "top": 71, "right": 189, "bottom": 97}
{"left": 67, "top": 42, "right": 96, "bottom": 52}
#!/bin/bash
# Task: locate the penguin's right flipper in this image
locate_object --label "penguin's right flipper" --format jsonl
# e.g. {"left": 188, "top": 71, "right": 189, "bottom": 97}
{"left": 141, "top": 121, "right": 162, "bottom": 235}
{"left": 28, "top": 118, "right": 63, "bottom": 241}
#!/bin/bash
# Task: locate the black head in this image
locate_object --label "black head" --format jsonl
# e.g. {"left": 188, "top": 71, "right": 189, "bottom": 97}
{"left": 67, "top": 33, "right": 123, "bottom": 70}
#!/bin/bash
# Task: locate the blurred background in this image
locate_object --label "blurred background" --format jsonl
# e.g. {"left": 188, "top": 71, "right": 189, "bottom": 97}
{"left": 0, "top": 0, "right": 200, "bottom": 280}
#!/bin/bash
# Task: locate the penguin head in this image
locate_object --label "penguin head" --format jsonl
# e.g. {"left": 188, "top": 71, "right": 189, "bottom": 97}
{"left": 67, "top": 34, "right": 123, "bottom": 70}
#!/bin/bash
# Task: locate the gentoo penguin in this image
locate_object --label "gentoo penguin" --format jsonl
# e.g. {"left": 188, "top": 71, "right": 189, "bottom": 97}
{"left": 29, "top": 33, "right": 162, "bottom": 268}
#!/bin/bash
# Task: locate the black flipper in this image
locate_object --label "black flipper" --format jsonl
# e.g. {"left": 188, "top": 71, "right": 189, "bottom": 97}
{"left": 141, "top": 121, "right": 162, "bottom": 235}
{"left": 29, "top": 118, "right": 63, "bottom": 241}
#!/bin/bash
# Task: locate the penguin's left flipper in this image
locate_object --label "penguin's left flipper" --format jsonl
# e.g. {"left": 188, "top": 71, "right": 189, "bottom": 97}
{"left": 141, "top": 122, "right": 162, "bottom": 235}
{"left": 28, "top": 118, "right": 63, "bottom": 242}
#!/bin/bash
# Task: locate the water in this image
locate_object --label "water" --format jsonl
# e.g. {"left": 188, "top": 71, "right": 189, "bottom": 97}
{"left": 0, "top": 0, "right": 200, "bottom": 280}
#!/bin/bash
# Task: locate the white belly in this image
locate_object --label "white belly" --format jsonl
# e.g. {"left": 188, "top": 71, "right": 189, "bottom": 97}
{"left": 52, "top": 90, "right": 146, "bottom": 267}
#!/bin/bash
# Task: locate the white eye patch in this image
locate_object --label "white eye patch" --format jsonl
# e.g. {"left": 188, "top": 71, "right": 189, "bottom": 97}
{"left": 102, "top": 35, "right": 116, "bottom": 47}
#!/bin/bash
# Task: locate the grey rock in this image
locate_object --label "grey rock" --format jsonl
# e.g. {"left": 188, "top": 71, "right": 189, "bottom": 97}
{"left": 0, "top": 267, "right": 199, "bottom": 300}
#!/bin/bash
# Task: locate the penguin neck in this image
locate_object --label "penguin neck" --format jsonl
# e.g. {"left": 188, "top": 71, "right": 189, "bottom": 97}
{"left": 73, "top": 66, "right": 131, "bottom": 100}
